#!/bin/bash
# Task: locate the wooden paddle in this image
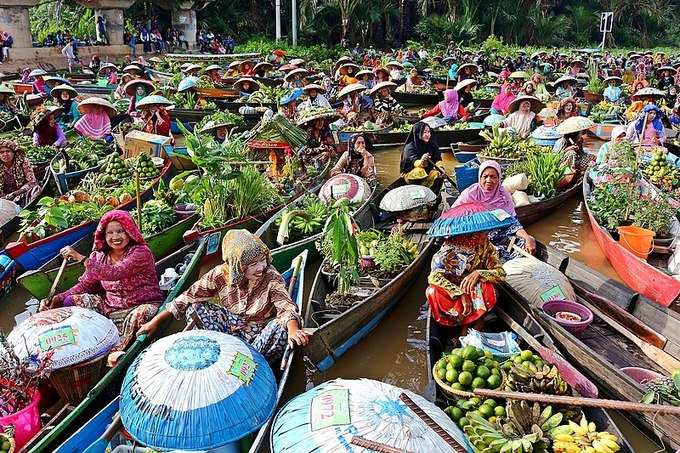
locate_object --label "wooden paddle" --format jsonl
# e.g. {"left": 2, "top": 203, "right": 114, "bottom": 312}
{"left": 38, "top": 257, "right": 69, "bottom": 311}
{"left": 422, "top": 155, "right": 456, "bottom": 188}
{"left": 280, "top": 254, "right": 304, "bottom": 371}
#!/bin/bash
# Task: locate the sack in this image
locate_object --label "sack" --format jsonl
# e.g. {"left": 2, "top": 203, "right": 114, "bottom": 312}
{"left": 512, "top": 190, "right": 531, "bottom": 207}
{"left": 503, "top": 173, "right": 529, "bottom": 194}
{"left": 503, "top": 257, "right": 575, "bottom": 307}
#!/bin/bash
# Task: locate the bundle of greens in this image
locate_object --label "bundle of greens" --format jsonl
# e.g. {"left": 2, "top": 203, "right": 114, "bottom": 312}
{"left": 25, "top": 144, "right": 56, "bottom": 164}
{"left": 524, "top": 150, "right": 568, "bottom": 198}
{"left": 248, "top": 113, "right": 308, "bottom": 149}
{"left": 51, "top": 138, "right": 111, "bottom": 173}
{"left": 139, "top": 198, "right": 176, "bottom": 236}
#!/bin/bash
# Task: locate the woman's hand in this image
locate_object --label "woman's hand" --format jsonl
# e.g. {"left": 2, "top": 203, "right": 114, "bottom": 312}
{"left": 60, "top": 246, "right": 85, "bottom": 262}
{"left": 517, "top": 229, "right": 536, "bottom": 255}
{"left": 39, "top": 295, "right": 60, "bottom": 311}
{"left": 287, "top": 321, "right": 311, "bottom": 347}
{"left": 137, "top": 318, "right": 160, "bottom": 337}
{"left": 460, "top": 270, "right": 481, "bottom": 295}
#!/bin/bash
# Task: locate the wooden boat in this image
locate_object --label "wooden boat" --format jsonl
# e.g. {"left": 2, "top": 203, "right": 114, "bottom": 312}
{"left": 23, "top": 240, "right": 207, "bottom": 453}
{"left": 18, "top": 214, "right": 198, "bottom": 300}
{"left": 71, "top": 84, "right": 115, "bottom": 95}
{"left": 393, "top": 91, "right": 442, "bottom": 107}
{"left": 366, "top": 126, "right": 483, "bottom": 149}
{"left": 511, "top": 241, "right": 680, "bottom": 450}
{"left": 197, "top": 87, "right": 239, "bottom": 100}
{"left": 303, "top": 180, "right": 450, "bottom": 371}
{"left": 148, "top": 68, "right": 173, "bottom": 84}
{"left": 515, "top": 174, "right": 583, "bottom": 226}
{"left": 0, "top": 170, "right": 51, "bottom": 246}
{"left": 213, "top": 100, "right": 277, "bottom": 112}
{"left": 5, "top": 160, "right": 173, "bottom": 272}
{"left": 49, "top": 153, "right": 102, "bottom": 195}
{"left": 426, "top": 281, "right": 634, "bottom": 453}
{"left": 168, "top": 108, "right": 216, "bottom": 124}
{"left": 582, "top": 177, "right": 680, "bottom": 308}
{"left": 53, "top": 248, "right": 307, "bottom": 453}
{"left": 336, "top": 124, "right": 393, "bottom": 144}
{"left": 165, "top": 52, "right": 261, "bottom": 62}
{"left": 253, "top": 76, "right": 283, "bottom": 88}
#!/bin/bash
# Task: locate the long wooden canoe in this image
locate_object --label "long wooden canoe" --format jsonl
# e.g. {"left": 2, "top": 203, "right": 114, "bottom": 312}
{"left": 511, "top": 242, "right": 680, "bottom": 450}
{"left": 393, "top": 91, "right": 442, "bottom": 107}
{"left": 54, "top": 248, "right": 307, "bottom": 453}
{"left": 582, "top": 177, "right": 680, "bottom": 308}
{"left": 426, "top": 284, "right": 633, "bottom": 453}
{"left": 17, "top": 214, "right": 198, "bottom": 300}
{"left": 366, "top": 126, "right": 483, "bottom": 149}
{"left": 515, "top": 175, "right": 583, "bottom": 226}
{"left": 23, "top": 239, "right": 207, "bottom": 453}
{"left": 5, "top": 160, "right": 173, "bottom": 272}
{"left": 164, "top": 52, "right": 261, "bottom": 62}
{"left": 303, "top": 180, "right": 450, "bottom": 371}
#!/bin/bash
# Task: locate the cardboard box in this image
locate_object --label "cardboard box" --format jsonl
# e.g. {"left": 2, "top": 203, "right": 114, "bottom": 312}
{"left": 123, "top": 130, "right": 171, "bottom": 158}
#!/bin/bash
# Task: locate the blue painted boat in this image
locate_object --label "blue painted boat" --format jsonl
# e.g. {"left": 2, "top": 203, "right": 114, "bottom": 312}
{"left": 50, "top": 154, "right": 102, "bottom": 195}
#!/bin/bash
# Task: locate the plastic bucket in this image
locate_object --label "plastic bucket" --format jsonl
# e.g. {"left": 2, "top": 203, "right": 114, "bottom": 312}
{"left": 0, "top": 388, "right": 41, "bottom": 449}
{"left": 617, "top": 226, "right": 655, "bottom": 260}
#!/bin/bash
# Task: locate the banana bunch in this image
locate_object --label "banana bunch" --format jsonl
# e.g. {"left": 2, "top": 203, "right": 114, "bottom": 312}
{"left": 291, "top": 201, "right": 327, "bottom": 234}
{"left": 479, "top": 125, "right": 522, "bottom": 158}
{"left": 501, "top": 401, "right": 564, "bottom": 437}
{"left": 551, "top": 417, "right": 620, "bottom": 453}
{"left": 505, "top": 363, "right": 570, "bottom": 395}
{"left": 464, "top": 412, "right": 550, "bottom": 453}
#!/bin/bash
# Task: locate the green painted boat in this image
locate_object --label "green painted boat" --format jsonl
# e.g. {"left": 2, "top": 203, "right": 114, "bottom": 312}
{"left": 24, "top": 239, "right": 207, "bottom": 453}
{"left": 18, "top": 214, "right": 199, "bottom": 300}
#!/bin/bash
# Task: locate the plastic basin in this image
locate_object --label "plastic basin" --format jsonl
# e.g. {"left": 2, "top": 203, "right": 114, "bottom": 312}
{"left": 0, "top": 388, "right": 41, "bottom": 449}
{"left": 540, "top": 300, "right": 593, "bottom": 336}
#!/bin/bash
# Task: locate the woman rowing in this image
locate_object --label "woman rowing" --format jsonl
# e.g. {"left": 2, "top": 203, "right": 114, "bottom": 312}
{"left": 400, "top": 122, "right": 444, "bottom": 190}
{"left": 42, "top": 210, "right": 163, "bottom": 351}
{"left": 138, "top": 230, "right": 309, "bottom": 363}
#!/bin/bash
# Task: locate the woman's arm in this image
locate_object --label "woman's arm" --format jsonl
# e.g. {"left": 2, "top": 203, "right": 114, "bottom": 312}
{"left": 54, "top": 125, "right": 66, "bottom": 147}
{"left": 330, "top": 151, "right": 350, "bottom": 176}
{"left": 457, "top": 104, "right": 469, "bottom": 121}
{"left": 166, "top": 267, "right": 222, "bottom": 319}
{"left": 421, "top": 105, "right": 441, "bottom": 119}
{"left": 18, "top": 157, "right": 38, "bottom": 192}
{"left": 55, "top": 253, "right": 104, "bottom": 302}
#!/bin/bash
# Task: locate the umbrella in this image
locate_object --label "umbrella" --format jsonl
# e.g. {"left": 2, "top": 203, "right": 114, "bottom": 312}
{"left": 380, "top": 185, "right": 436, "bottom": 212}
{"left": 427, "top": 202, "right": 517, "bottom": 238}
{"left": 120, "top": 330, "right": 277, "bottom": 451}
{"left": 7, "top": 307, "right": 119, "bottom": 372}
{"left": 319, "top": 174, "right": 370, "bottom": 204}
{"left": 270, "top": 378, "right": 473, "bottom": 453}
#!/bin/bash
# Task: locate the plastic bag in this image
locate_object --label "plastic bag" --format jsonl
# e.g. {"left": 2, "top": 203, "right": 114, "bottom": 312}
{"left": 459, "top": 328, "right": 521, "bottom": 362}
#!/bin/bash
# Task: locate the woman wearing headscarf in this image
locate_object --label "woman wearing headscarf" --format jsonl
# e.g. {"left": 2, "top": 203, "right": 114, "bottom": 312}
{"left": 453, "top": 160, "right": 536, "bottom": 261}
{"left": 593, "top": 125, "right": 627, "bottom": 178}
{"left": 502, "top": 96, "right": 542, "bottom": 139}
{"left": 298, "top": 114, "right": 336, "bottom": 170}
{"left": 74, "top": 98, "right": 115, "bottom": 141}
{"left": 556, "top": 97, "right": 578, "bottom": 124}
{"left": 490, "top": 84, "right": 516, "bottom": 115}
{"left": 603, "top": 77, "right": 623, "bottom": 103}
{"left": 138, "top": 230, "right": 309, "bottom": 363}
{"left": 400, "top": 122, "right": 443, "bottom": 189}
{"left": 43, "top": 210, "right": 164, "bottom": 351}
{"left": 331, "top": 133, "right": 377, "bottom": 185}
{"left": 32, "top": 105, "right": 67, "bottom": 147}
{"left": 0, "top": 139, "right": 39, "bottom": 203}
{"left": 0, "top": 84, "right": 17, "bottom": 114}
{"left": 370, "top": 82, "right": 403, "bottom": 127}
{"left": 625, "top": 104, "right": 666, "bottom": 146}
{"left": 123, "top": 79, "right": 154, "bottom": 117}
{"left": 422, "top": 89, "right": 468, "bottom": 123}
{"left": 51, "top": 84, "right": 80, "bottom": 129}
{"left": 531, "top": 73, "right": 550, "bottom": 102}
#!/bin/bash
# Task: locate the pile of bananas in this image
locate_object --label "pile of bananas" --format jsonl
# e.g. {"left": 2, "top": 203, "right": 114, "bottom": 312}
{"left": 479, "top": 125, "right": 523, "bottom": 158}
{"left": 551, "top": 417, "right": 621, "bottom": 453}
{"left": 248, "top": 86, "right": 288, "bottom": 104}
{"left": 504, "top": 362, "right": 570, "bottom": 396}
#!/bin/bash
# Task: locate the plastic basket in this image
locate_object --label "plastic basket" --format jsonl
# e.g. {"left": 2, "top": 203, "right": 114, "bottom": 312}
{"left": 0, "top": 388, "right": 40, "bottom": 450}
{"left": 454, "top": 164, "right": 479, "bottom": 192}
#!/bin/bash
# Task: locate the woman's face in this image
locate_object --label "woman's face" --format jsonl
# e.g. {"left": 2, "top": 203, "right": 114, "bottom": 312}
{"left": 0, "top": 147, "right": 14, "bottom": 164}
{"left": 136, "top": 86, "right": 146, "bottom": 96}
{"left": 421, "top": 125, "right": 431, "bottom": 143}
{"left": 564, "top": 103, "right": 573, "bottom": 113}
{"left": 47, "top": 114, "right": 56, "bottom": 127}
{"left": 60, "top": 91, "right": 70, "bottom": 101}
{"left": 216, "top": 126, "right": 227, "bottom": 139}
{"left": 520, "top": 101, "right": 531, "bottom": 113}
{"left": 503, "top": 85, "right": 512, "bottom": 94}
{"left": 244, "top": 254, "right": 267, "bottom": 282}
{"left": 354, "top": 136, "right": 366, "bottom": 152}
{"left": 612, "top": 133, "right": 625, "bottom": 144}
{"left": 480, "top": 168, "right": 499, "bottom": 191}
{"left": 379, "top": 87, "right": 389, "bottom": 97}
{"left": 647, "top": 110, "right": 657, "bottom": 121}
{"left": 525, "top": 85, "right": 534, "bottom": 94}
{"left": 105, "top": 220, "right": 130, "bottom": 251}
{"left": 313, "top": 118, "right": 323, "bottom": 129}
{"left": 308, "top": 89, "right": 317, "bottom": 98}
{"left": 532, "top": 74, "right": 540, "bottom": 84}
{"left": 242, "top": 82, "right": 251, "bottom": 91}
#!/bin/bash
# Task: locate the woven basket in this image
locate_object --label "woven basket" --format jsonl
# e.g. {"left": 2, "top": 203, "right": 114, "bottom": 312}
{"left": 478, "top": 154, "right": 523, "bottom": 171}
{"left": 433, "top": 364, "right": 506, "bottom": 401}
{"left": 49, "top": 355, "right": 107, "bottom": 405}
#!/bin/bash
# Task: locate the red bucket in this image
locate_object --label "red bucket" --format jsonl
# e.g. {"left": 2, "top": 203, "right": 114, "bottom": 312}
{"left": 0, "top": 388, "right": 41, "bottom": 450}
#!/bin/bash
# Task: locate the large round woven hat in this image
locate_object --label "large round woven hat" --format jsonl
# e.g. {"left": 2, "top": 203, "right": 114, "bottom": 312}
{"left": 77, "top": 97, "right": 117, "bottom": 116}
{"left": 356, "top": 69, "right": 374, "bottom": 79}
{"left": 284, "top": 68, "right": 308, "bottom": 82}
{"left": 507, "top": 95, "right": 544, "bottom": 114}
{"left": 553, "top": 75, "right": 577, "bottom": 87}
{"left": 228, "top": 60, "right": 241, "bottom": 69}
{"left": 386, "top": 61, "right": 403, "bottom": 69}
{"left": 123, "top": 64, "right": 144, "bottom": 75}
{"left": 337, "top": 83, "right": 366, "bottom": 100}
{"left": 30, "top": 104, "right": 64, "bottom": 129}
{"left": 296, "top": 107, "right": 338, "bottom": 127}
{"left": 270, "top": 378, "right": 472, "bottom": 453}
{"left": 509, "top": 70, "right": 529, "bottom": 80}
{"left": 380, "top": 185, "right": 436, "bottom": 212}
{"left": 457, "top": 63, "right": 478, "bottom": 74}
{"left": 124, "top": 79, "right": 155, "bottom": 97}
{"left": 199, "top": 119, "right": 240, "bottom": 134}
{"left": 303, "top": 83, "right": 325, "bottom": 94}
{"left": 0, "top": 84, "right": 14, "bottom": 96}
{"left": 335, "top": 56, "right": 353, "bottom": 68}
{"left": 97, "top": 63, "right": 118, "bottom": 75}
{"left": 28, "top": 69, "right": 47, "bottom": 78}
{"left": 631, "top": 87, "right": 666, "bottom": 100}
{"left": 136, "top": 94, "right": 173, "bottom": 109}
{"left": 603, "top": 76, "right": 622, "bottom": 85}
{"left": 531, "top": 125, "right": 562, "bottom": 141}
{"left": 253, "top": 62, "right": 273, "bottom": 74}
{"left": 368, "top": 81, "right": 397, "bottom": 97}
{"left": 50, "top": 84, "right": 78, "bottom": 100}
{"left": 7, "top": 307, "right": 119, "bottom": 372}
{"left": 234, "top": 77, "right": 260, "bottom": 92}
{"left": 454, "top": 79, "right": 477, "bottom": 92}
{"left": 147, "top": 56, "right": 162, "bottom": 64}
{"left": 428, "top": 202, "right": 516, "bottom": 238}
{"left": 338, "top": 63, "right": 360, "bottom": 76}
{"left": 120, "top": 330, "right": 277, "bottom": 451}
{"left": 555, "top": 116, "right": 595, "bottom": 135}
{"left": 656, "top": 66, "right": 677, "bottom": 76}
{"left": 289, "top": 58, "right": 306, "bottom": 67}
{"left": 183, "top": 64, "right": 202, "bottom": 74}
{"left": 44, "top": 76, "right": 70, "bottom": 90}
{"left": 177, "top": 76, "right": 198, "bottom": 93}
{"left": 204, "top": 64, "right": 222, "bottom": 73}
{"left": 319, "top": 174, "right": 370, "bottom": 204}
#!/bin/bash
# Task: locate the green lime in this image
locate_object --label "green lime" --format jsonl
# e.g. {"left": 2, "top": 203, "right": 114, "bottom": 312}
{"left": 436, "top": 367, "right": 447, "bottom": 381}
{"left": 446, "top": 362, "right": 454, "bottom": 371}
{"left": 451, "top": 348, "right": 463, "bottom": 357}
{"left": 449, "top": 355, "right": 464, "bottom": 370}
{"left": 456, "top": 399, "right": 469, "bottom": 409}
{"left": 520, "top": 350, "right": 534, "bottom": 361}
{"left": 483, "top": 399, "right": 497, "bottom": 408}
{"left": 450, "top": 407, "right": 463, "bottom": 421}
{"left": 513, "top": 355, "right": 523, "bottom": 364}
{"left": 502, "top": 361, "right": 513, "bottom": 371}
{"left": 458, "top": 417, "right": 470, "bottom": 428}
{"left": 476, "top": 365, "right": 491, "bottom": 379}
{"left": 533, "top": 358, "right": 545, "bottom": 368}
{"left": 487, "top": 374, "right": 501, "bottom": 389}
{"left": 494, "top": 406, "right": 506, "bottom": 417}
{"left": 462, "top": 345, "right": 478, "bottom": 360}
{"left": 472, "top": 377, "right": 486, "bottom": 389}
{"left": 488, "top": 416, "right": 497, "bottom": 424}
{"left": 451, "top": 382, "right": 465, "bottom": 391}
{"left": 484, "top": 350, "right": 493, "bottom": 359}
{"left": 458, "top": 371, "right": 473, "bottom": 386}
{"left": 483, "top": 358, "right": 496, "bottom": 369}
{"left": 478, "top": 405, "right": 493, "bottom": 418}
{"left": 491, "top": 367, "right": 501, "bottom": 376}
{"left": 462, "top": 360, "right": 476, "bottom": 372}
{"left": 522, "top": 361, "right": 537, "bottom": 372}
{"left": 445, "top": 369, "right": 458, "bottom": 383}
{"left": 469, "top": 397, "right": 481, "bottom": 406}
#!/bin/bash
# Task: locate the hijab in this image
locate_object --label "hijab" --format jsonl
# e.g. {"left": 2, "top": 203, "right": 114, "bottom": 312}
{"left": 438, "top": 89, "right": 460, "bottom": 119}
{"left": 346, "top": 134, "right": 372, "bottom": 175}
{"left": 220, "top": 229, "right": 271, "bottom": 286}
{"left": 491, "top": 86, "right": 515, "bottom": 113}
{"left": 635, "top": 104, "right": 664, "bottom": 136}
{"left": 448, "top": 64, "right": 459, "bottom": 80}
{"left": 400, "top": 122, "right": 440, "bottom": 173}
{"left": 453, "top": 160, "right": 516, "bottom": 217}
{"left": 35, "top": 117, "right": 59, "bottom": 146}
{"left": 93, "top": 210, "right": 146, "bottom": 252}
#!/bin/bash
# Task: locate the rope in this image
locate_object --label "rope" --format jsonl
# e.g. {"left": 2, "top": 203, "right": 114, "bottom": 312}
{"left": 399, "top": 393, "right": 468, "bottom": 453}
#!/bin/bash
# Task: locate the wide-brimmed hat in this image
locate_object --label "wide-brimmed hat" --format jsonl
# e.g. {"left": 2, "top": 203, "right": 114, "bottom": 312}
{"left": 123, "top": 64, "right": 144, "bottom": 75}
{"left": 77, "top": 97, "right": 117, "bottom": 116}
{"left": 386, "top": 61, "right": 403, "bottom": 69}
{"left": 199, "top": 119, "right": 239, "bottom": 134}
{"left": 335, "top": 56, "right": 353, "bottom": 68}
{"left": 374, "top": 67, "right": 390, "bottom": 78}
{"left": 454, "top": 79, "right": 477, "bottom": 92}
{"left": 338, "top": 63, "right": 360, "bottom": 76}
{"left": 553, "top": 75, "right": 578, "bottom": 87}
{"left": 177, "top": 76, "right": 198, "bottom": 93}
{"left": 295, "top": 107, "right": 339, "bottom": 126}
{"left": 29, "top": 69, "right": 47, "bottom": 78}
{"left": 631, "top": 87, "right": 666, "bottom": 100}
{"left": 233, "top": 77, "right": 260, "bottom": 92}
{"left": 239, "top": 60, "right": 254, "bottom": 71}
{"left": 204, "top": 64, "right": 222, "bottom": 73}
{"left": 337, "top": 83, "right": 366, "bottom": 99}
{"left": 124, "top": 79, "right": 155, "bottom": 97}
{"left": 0, "top": 84, "right": 14, "bottom": 96}
{"left": 530, "top": 51, "right": 546, "bottom": 60}
{"left": 183, "top": 64, "right": 202, "bottom": 74}
{"left": 427, "top": 202, "right": 517, "bottom": 238}
{"left": 457, "top": 63, "right": 478, "bottom": 74}
{"left": 50, "top": 84, "right": 78, "bottom": 99}
{"left": 148, "top": 57, "right": 162, "bottom": 64}
{"left": 555, "top": 116, "right": 594, "bottom": 135}
{"left": 356, "top": 69, "right": 374, "bottom": 79}
{"left": 509, "top": 71, "right": 529, "bottom": 80}
{"left": 97, "top": 63, "right": 118, "bottom": 75}
{"left": 289, "top": 58, "right": 306, "bottom": 67}
{"left": 656, "top": 66, "right": 677, "bottom": 76}
{"left": 253, "top": 62, "right": 273, "bottom": 74}
{"left": 628, "top": 53, "right": 642, "bottom": 60}
{"left": 303, "top": 83, "right": 325, "bottom": 94}
{"left": 136, "top": 95, "right": 173, "bottom": 109}
{"left": 284, "top": 68, "right": 308, "bottom": 82}
{"left": 603, "top": 76, "right": 623, "bottom": 85}
{"left": 44, "top": 76, "right": 70, "bottom": 89}
{"left": 507, "top": 95, "right": 544, "bottom": 114}
{"left": 368, "top": 81, "right": 397, "bottom": 97}
{"left": 570, "top": 59, "right": 585, "bottom": 66}
{"left": 31, "top": 105, "right": 64, "bottom": 129}
{"left": 228, "top": 61, "right": 241, "bottom": 69}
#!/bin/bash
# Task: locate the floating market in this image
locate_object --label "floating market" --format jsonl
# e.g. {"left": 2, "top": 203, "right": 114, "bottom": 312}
{"left": 2, "top": 11, "right": 680, "bottom": 453}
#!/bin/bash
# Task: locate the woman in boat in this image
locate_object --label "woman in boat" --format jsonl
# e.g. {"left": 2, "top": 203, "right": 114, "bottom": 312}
{"left": 454, "top": 161, "right": 536, "bottom": 261}
{"left": 30, "top": 69, "right": 48, "bottom": 95}
{"left": 136, "top": 95, "right": 174, "bottom": 143}
{"left": 339, "top": 83, "right": 372, "bottom": 127}
{"left": 31, "top": 105, "right": 67, "bottom": 148}
{"left": 0, "top": 84, "right": 17, "bottom": 114}
{"left": 490, "top": 84, "right": 516, "bottom": 115}
{"left": 137, "top": 229, "right": 309, "bottom": 363}
{"left": 400, "top": 122, "right": 444, "bottom": 190}
{"left": 374, "top": 67, "right": 390, "bottom": 84}
{"left": 298, "top": 84, "right": 331, "bottom": 111}
{"left": 531, "top": 73, "right": 550, "bottom": 102}
{"left": 283, "top": 68, "right": 308, "bottom": 89}
{"left": 422, "top": 89, "right": 468, "bottom": 123}
{"left": 404, "top": 68, "right": 428, "bottom": 92}
{"left": 426, "top": 223, "right": 506, "bottom": 327}
{"left": 98, "top": 63, "right": 118, "bottom": 86}
{"left": 74, "top": 97, "right": 116, "bottom": 142}
{"left": 331, "top": 133, "right": 377, "bottom": 185}
{"left": 553, "top": 116, "right": 593, "bottom": 172}
{"left": 595, "top": 125, "right": 627, "bottom": 167}
{"left": 0, "top": 139, "right": 39, "bottom": 204}
{"left": 625, "top": 103, "right": 666, "bottom": 146}
{"left": 554, "top": 75, "right": 577, "bottom": 100}
{"left": 279, "top": 89, "right": 303, "bottom": 121}
{"left": 387, "top": 62, "right": 403, "bottom": 82}
{"left": 556, "top": 97, "right": 578, "bottom": 125}
{"left": 457, "top": 63, "right": 476, "bottom": 82}
{"left": 502, "top": 96, "right": 543, "bottom": 139}
{"left": 123, "top": 79, "right": 155, "bottom": 117}
{"left": 356, "top": 70, "right": 375, "bottom": 90}
{"left": 321, "top": 76, "right": 337, "bottom": 101}
{"left": 455, "top": 79, "right": 477, "bottom": 110}
{"left": 338, "top": 64, "right": 359, "bottom": 87}
{"left": 370, "top": 81, "right": 403, "bottom": 127}
{"left": 44, "top": 210, "right": 163, "bottom": 351}
{"left": 51, "top": 84, "right": 80, "bottom": 129}
{"left": 603, "top": 77, "right": 624, "bottom": 103}
{"left": 670, "top": 98, "right": 680, "bottom": 129}
{"left": 297, "top": 109, "right": 336, "bottom": 170}
{"left": 520, "top": 82, "right": 536, "bottom": 97}
{"left": 204, "top": 64, "right": 225, "bottom": 86}
{"left": 115, "top": 74, "right": 135, "bottom": 100}
{"left": 240, "top": 60, "right": 255, "bottom": 77}
{"left": 234, "top": 78, "right": 259, "bottom": 100}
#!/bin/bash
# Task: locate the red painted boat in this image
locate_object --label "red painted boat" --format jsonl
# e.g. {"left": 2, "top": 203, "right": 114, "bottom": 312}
{"left": 582, "top": 178, "right": 680, "bottom": 308}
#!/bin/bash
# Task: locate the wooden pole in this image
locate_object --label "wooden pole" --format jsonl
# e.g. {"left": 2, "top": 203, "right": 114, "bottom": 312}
{"left": 399, "top": 393, "right": 469, "bottom": 453}
{"left": 135, "top": 172, "right": 142, "bottom": 231}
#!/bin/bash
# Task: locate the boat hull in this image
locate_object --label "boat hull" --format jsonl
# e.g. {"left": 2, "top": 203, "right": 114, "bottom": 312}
{"left": 393, "top": 91, "right": 442, "bottom": 107}
{"left": 516, "top": 176, "right": 582, "bottom": 226}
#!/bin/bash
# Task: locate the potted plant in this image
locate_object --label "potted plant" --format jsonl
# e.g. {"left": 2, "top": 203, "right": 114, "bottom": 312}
{"left": 584, "top": 67, "right": 605, "bottom": 104}
{"left": 633, "top": 195, "right": 676, "bottom": 246}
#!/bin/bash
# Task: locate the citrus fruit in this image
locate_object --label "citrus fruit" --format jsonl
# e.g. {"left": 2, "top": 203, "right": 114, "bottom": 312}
{"left": 513, "top": 355, "right": 523, "bottom": 364}
{"left": 494, "top": 406, "right": 506, "bottom": 417}
{"left": 458, "top": 371, "right": 473, "bottom": 386}
{"left": 436, "top": 358, "right": 447, "bottom": 370}
{"left": 458, "top": 417, "right": 469, "bottom": 428}
{"left": 491, "top": 367, "right": 501, "bottom": 376}
{"left": 488, "top": 416, "right": 497, "bottom": 424}
{"left": 451, "top": 407, "right": 463, "bottom": 421}
{"left": 469, "top": 397, "right": 481, "bottom": 406}
{"left": 484, "top": 350, "right": 493, "bottom": 359}
{"left": 472, "top": 377, "right": 486, "bottom": 389}
{"left": 462, "top": 360, "right": 476, "bottom": 372}
{"left": 446, "top": 369, "right": 458, "bottom": 383}
{"left": 502, "top": 361, "right": 513, "bottom": 371}
{"left": 451, "top": 382, "right": 465, "bottom": 391}
{"left": 478, "top": 405, "right": 493, "bottom": 418}
{"left": 522, "top": 360, "right": 537, "bottom": 372}
{"left": 446, "top": 362, "right": 454, "bottom": 371}
{"left": 483, "top": 358, "right": 496, "bottom": 369}
{"left": 487, "top": 374, "right": 501, "bottom": 389}
{"left": 449, "top": 354, "right": 464, "bottom": 370}
{"left": 451, "top": 348, "right": 463, "bottom": 357}
{"left": 476, "top": 365, "right": 491, "bottom": 379}
{"left": 533, "top": 358, "right": 545, "bottom": 368}
{"left": 462, "top": 345, "right": 478, "bottom": 360}
{"left": 520, "top": 350, "right": 534, "bottom": 361}
{"left": 483, "top": 399, "right": 497, "bottom": 408}
{"left": 436, "top": 367, "right": 446, "bottom": 381}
